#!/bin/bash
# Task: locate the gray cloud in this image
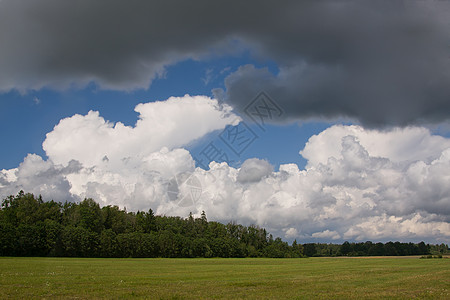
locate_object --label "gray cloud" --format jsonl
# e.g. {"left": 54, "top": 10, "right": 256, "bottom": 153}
{"left": 1, "top": 0, "right": 450, "bottom": 126}
{"left": 0, "top": 0, "right": 230, "bottom": 91}
{"left": 0, "top": 154, "right": 81, "bottom": 202}
{"left": 237, "top": 158, "right": 273, "bottom": 184}
{"left": 216, "top": 0, "right": 450, "bottom": 127}
{"left": 0, "top": 0, "right": 281, "bottom": 91}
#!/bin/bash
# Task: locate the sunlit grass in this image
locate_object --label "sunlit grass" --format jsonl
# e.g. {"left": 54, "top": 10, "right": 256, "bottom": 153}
{"left": 1, "top": 257, "right": 449, "bottom": 299}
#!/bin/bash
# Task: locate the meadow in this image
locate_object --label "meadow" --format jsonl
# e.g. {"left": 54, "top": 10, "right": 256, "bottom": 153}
{"left": 0, "top": 257, "right": 449, "bottom": 299}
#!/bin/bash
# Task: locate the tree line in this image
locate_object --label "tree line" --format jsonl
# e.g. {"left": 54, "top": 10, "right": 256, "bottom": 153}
{"left": 0, "top": 192, "right": 447, "bottom": 258}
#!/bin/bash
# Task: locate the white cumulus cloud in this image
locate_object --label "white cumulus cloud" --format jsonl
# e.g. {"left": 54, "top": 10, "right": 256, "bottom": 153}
{"left": 43, "top": 94, "right": 239, "bottom": 167}
{"left": 2, "top": 95, "right": 238, "bottom": 208}
{"left": 180, "top": 125, "right": 450, "bottom": 243}
{"left": 1, "top": 115, "right": 450, "bottom": 243}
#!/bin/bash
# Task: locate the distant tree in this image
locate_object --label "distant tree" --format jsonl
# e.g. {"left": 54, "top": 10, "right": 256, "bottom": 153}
{"left": 78, "top": 198, "right": 103, "bottom": 233}
{"left": 0, "top": 192, "right": 439, "bottom": 259}
{"left": 135, "top": 209, "right": 156, "bottom": 233}
{"left": 340, "top": 241, "right": 352, "bottom": 256}
{"left": 61, "top": 225, "right": 99, "bottom": 257}
{"left": 44, "top": 219, "right": 63, "bottom": 256}
{"left": 16, "top": 223, "right": 46, "bottom": 256}
{"left": 303, "top": 243, "right": 317, "bottom": 257}
{"left": 99, "top": 229, "right": 119, "bottom": 257}
{"left": 0, "top": 221, "right": 16, "bottom": 256}
{"left": 417, "top": 242, "right": 429, "bottom": 255}
{"left": 102, "top": 205, "right": 128, "bottom": 234}
{"left": 368, "top": 242, "right": 385, "bottom": 256}
{"left": 192, "top": 238, "right": 212, "bottom": 258}
{"left": 292, "top": 240, "right": 304, "bottom": 257}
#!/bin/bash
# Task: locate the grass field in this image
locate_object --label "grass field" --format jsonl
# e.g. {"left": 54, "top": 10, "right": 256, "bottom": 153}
{"left": 0, "top": 257, "right": 449, "bottom": 299}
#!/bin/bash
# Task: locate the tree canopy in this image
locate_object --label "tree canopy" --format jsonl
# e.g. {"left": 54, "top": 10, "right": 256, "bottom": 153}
{"left": 1, "top": 192, "right": 446, "bottom": 258}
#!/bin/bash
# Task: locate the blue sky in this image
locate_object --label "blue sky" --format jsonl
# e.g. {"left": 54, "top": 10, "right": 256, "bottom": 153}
{"left": 1, "top": 1, "right": 450, "bottom": 243}
{"left": 0, "top": 56, "right": 323, "bottom": 171}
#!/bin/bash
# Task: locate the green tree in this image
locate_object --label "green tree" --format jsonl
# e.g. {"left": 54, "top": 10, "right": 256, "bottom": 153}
{"left": 340, "top": 241, "right": 352, "bottom": 256}
{"left": 135, "top": 209, "right": 156, "bottom": 233}
{"left": 78, "top": 198, "right": 103, "bottom": 233}
{"left": 61, "top": 226, "right": 99, "bottom": 257}
{"left": 292, "top": 240, "right": 304, "bottom": 257}
{"left": 99, "top": 229, "right": 119, "bottom": 257}
{"left": 44, "top": 219, "right": 63, "bottom": 256}
{"left": 102, "top": 205, "right": 129, "bottom": 234}
{"left": 303, "top": 243, "right": 317, "bottom": 257}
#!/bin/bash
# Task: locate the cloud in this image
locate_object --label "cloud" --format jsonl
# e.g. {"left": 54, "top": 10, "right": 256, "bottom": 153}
{"left": 214, "top": 0, "right": 450, "bottom": 127}
{"left": 66, "top": 147, "right": 195, "bottom": 209}
{"left": 229, "top": 0, "right": 450, "bottom": 127}
{"left": 312, "top": 230, "right": 341, "bottom": 240}
{"left": 2, "top": 1, "right": 450, "bottom": 127}
{"left": 2, "top": 95, "right": 238, "bottom": 207}
{"left": 237, "top": 158, "right": 273, "bottom": 184}
{"left": 300, "top": 125, "right": 450, "bottom": 167}
{"left": 285, "top": 227, "right": 299, "bottom": 239}
{"left": 0, "top": 0, "right": 245, "bottom": 92}
{"left": 2, "top": 111, "right": 450, "bottom": 243}
{"left": 182, "top": 125, "right": 450, "bottom": 243}
{"left": 43, "top": 95, "right": 238, "bottom": 167}
{"left": 343, "top": 214, "right": 450, "bottom": 241}
{"left": 0, "top": 154, "right": 80, "bottom": 202}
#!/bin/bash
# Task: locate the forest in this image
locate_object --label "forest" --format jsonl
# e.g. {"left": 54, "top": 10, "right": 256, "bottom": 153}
{"left": 0, "top": 191, "right": 448, "bottom": 258}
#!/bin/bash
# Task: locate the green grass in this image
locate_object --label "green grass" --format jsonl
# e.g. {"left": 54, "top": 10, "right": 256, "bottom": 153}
{"left": 1, "top": 257, "right": 449, "bottom": 299}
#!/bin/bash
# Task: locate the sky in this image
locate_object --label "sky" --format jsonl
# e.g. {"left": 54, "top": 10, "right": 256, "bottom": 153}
{"left": 1, "top": 0, "right": 450, "bottom": 244}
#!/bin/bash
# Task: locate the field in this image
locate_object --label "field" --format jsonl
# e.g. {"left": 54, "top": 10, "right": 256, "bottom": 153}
{"left": 0, "top": 257, "right": 449, "bottom": 299}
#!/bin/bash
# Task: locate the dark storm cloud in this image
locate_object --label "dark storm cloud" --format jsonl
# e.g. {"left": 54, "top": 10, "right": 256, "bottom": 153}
{"left": 0, "top": 0, "right": 225, "bottom": 90}
{"left": 215, "top": 0, "right": 450, "bottom": 127}
{"left": 0, "top": 0, "right": 282, "bottom": 91}
{"left": 1, "top": 0, "right": 450, "bottom": 126}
